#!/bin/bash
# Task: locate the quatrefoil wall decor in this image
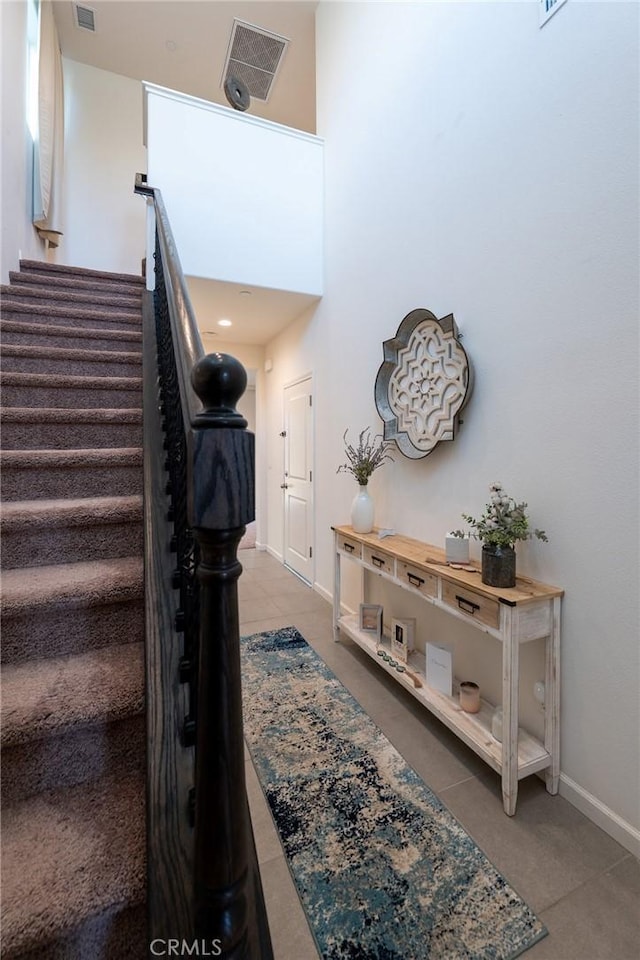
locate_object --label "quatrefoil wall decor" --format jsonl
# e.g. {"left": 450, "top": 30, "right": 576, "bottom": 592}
{"left": 374, "top": 308, "right": 473, "bottom": 460}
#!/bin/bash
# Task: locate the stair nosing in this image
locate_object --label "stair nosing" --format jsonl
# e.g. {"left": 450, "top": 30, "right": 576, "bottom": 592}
{"left": 1, "top": 343, "right": 142, "bottom": 362}
{"left": 1, "top": 300, "right": 142, "bottom": 323}
{"left": 2, "top": 282, "right": 142, "bottom": 305}
{"left": 0, "top": 772, "right": 146, "bottom": 956}
{"left": 0, "top": 407, "right": 142, "bottom": 422}
{"left": 0, "top": 447, "right": 143, "bottom": 467}
{"left": 1, "top": 556, "right": 144, "bottom": 612}
{"left": 19, "top": 259, "right": 145, "bottom": 284}
{"left": 0, "top": 319, "right": 143, "bottom": 343}
{"left": 1, "top": 641, "right": 145, "bottom": 746}
{"left": 0, "top": 371, "right": 142, "bottom": 391}
{"left": 0, "top": 495, "right": 143, "bottom": 530}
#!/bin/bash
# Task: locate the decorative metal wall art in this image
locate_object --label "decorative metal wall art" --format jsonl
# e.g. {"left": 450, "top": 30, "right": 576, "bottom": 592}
{"left": 374, "top": 308, "right": 473, "bottom": 460}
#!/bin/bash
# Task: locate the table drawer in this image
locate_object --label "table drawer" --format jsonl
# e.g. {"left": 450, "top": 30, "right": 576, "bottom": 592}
{"left": 338, "top": 534, "right": 362, "bottom": 559}
{"left": 442, "top": 581, "right": 500, "bottom": 630}
{"left": 398, "top": 562, "right": 437, "bottom": 598}
{"left": 363, "top": 545, "right": 395, "bottom": 575}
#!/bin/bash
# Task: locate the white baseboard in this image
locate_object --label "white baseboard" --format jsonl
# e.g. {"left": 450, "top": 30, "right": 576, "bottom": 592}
{"left": 314, "top": 582, "right": 332, "bottom": 605}
{"left": 265, "top": 544, "right": 283, "bottom": 563}
{"left": 559, "top": 773, "right": 640, "bottom": 858}
{"left": 253, "top": 540, "right": 267, "bottom": 552}
{"left": 277, "top": 574, "right": 640, "bottom": 857}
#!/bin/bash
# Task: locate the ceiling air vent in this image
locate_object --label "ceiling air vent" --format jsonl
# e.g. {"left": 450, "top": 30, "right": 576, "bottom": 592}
{"left": 222, "top": 20, "right": 289, "bottom": 103}
{"left": 74, "top": 4, "right": 96, "bottom": 32}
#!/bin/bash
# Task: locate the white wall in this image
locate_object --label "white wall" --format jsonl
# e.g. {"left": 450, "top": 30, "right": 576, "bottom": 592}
{"left": 58, "top": 59, "right": 147, "bottom": 274}
{"left": 1, "top": 0, "right": 46, "bottom": 281}
{"left": 144, "top": 83, "right": 323, "bottom": 295}
{"left": 264, "top": 0, "right": 639, "bottom": 852}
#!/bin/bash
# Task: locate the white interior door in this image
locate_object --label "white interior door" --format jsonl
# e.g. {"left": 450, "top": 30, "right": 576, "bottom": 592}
{"left": 283, "top": 377, "right": 313, "bottom": 583}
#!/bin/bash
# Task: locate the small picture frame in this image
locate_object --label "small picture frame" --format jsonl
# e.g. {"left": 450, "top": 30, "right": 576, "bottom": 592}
{"left": 359, "top": 603, "right": 383, "bottom": 638}
{"left": 426, "top": 641, "right": 453, "bottom": 696}
{"left": 391, "top": 617, "right": 416, "bottom": 663}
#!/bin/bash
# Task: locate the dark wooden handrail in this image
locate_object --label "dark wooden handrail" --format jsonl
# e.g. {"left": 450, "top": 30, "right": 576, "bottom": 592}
{"left": 138, "top": 178, "right": 205, "bottom": 425}
{"left": 136, "top": 174, "right": 273, "bottom": 957}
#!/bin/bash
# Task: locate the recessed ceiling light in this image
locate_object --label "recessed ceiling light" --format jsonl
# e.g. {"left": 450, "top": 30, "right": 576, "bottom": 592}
{"left": 239, "top": 289, "right": 252, "bottom": 297}
{"left": 218, "top": 319, "right": 233, "bottom": 327}
{"left": 165, "top": 40, "right": 177, "bottom": 51}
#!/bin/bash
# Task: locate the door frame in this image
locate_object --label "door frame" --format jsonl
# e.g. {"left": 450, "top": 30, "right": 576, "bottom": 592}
{"left": 282, "top": 372, "right": 314, "bottom": 585}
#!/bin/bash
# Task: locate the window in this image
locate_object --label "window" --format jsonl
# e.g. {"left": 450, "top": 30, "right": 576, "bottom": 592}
{"left": 26, "top": 0, "right": 40, "bottom": 141}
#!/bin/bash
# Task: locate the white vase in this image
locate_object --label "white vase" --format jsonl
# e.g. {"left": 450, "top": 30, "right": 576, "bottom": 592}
{"left": 351, "top": 484, "right": 374, "bottom": 533}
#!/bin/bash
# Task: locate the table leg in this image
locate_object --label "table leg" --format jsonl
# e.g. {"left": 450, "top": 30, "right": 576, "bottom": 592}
{"left": 333, "top": 535, "right": 341, "bottom": 642}
{"left": 501, "top": 606, "right": 519, "bottom": 816}
{"left": 545, "top": 596, "right": 561, "bottom": 795}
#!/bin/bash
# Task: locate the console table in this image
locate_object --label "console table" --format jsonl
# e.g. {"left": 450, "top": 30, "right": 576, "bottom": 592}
{"left": 332, "top": 524, "right": 563, "bottom": 815}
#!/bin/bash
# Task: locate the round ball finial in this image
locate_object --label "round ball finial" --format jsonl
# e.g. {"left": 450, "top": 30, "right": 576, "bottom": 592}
{"left": 191, "top": 353, "right": 248, "bottom": 427}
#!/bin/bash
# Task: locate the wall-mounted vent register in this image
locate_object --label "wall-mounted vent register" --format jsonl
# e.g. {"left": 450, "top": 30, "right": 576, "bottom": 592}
{"left": 73, "top": 4, "right": 96, "bottom": 32}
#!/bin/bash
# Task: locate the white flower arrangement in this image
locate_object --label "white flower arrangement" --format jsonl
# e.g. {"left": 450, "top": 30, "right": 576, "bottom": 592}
{"left": 452, "top": 482, "right": 548, "bottom": 549}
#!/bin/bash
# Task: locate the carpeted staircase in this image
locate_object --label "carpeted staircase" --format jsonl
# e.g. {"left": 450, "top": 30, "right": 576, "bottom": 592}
{"left": 1, "top": 261, "right": 148, "bottom": 959}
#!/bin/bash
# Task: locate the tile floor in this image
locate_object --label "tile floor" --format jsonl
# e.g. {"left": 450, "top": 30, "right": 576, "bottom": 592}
{"left": 239, "top": 548, "right": 640, "bottom": 960}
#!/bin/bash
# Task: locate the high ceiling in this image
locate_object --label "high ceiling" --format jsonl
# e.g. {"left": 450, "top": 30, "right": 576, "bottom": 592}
{"left": 53, "top": 1, "right": 319, "bottom": 346}
{"left": 53, "top": 1, "right": 317, "bottom": 132}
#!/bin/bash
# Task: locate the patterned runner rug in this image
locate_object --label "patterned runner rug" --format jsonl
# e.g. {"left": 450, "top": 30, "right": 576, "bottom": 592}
{"left": 241, "top": 626, "right": 547, "bottom": 960}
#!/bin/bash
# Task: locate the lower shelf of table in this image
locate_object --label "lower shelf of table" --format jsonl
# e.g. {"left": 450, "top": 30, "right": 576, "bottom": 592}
{"left": 337, "top": 613, "right": 550, "bottom": 779}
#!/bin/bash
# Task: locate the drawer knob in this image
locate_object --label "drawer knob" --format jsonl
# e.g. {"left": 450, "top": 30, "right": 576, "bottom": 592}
{"left": 371, "top": 555, "right": 385, "bottom": 568}
{"left": 407, "top": 572, "right": 424, "bottom": 587}
{"left": 343, "top": 542, "right": 354, "bottom": 553}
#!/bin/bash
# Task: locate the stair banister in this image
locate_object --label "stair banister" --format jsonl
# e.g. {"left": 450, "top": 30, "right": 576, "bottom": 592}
{"left": 136, "top": 175, "right": 273, "bottom": 957}
{"left": 145, "top": 183, "right": 205, "bottom": 423}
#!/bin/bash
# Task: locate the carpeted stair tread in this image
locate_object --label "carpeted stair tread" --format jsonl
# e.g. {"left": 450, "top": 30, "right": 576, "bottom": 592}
{"left": 19, "top": 258, "right": 145, "bottom": 285}
{"left": 1, "top": 371, "right": 142, "bottom": 390}
{"left": 1, "top": 494, "right": 142, "bottom": 530}
{"left": 0, "top": 407, "right": 143, "bottom": 451}
{"left": 0, "top": 371, "right": 142, "bottom": 411}
{"left": 1, "top": 556, "right": 143, "bottom": 616}
{"left": 1, "top": 772, "right": 146, "bottom": 958}
{"left": 2, "top": 715, "right": 145, "bottom": 809}
{"left": 1, "top": 642, "right": 144, "bottom": 748}
{"left": 1, "top": 446, "right": 142, "bottom": 470}
{"left": 0, "top": 299, "right": 142, "bottom": 326}
{"left": 1, "top": 344, "right": 142, "bottom": 378}
{"left": 1, "top": 406, "right": 142, "bottom": 424}
{"left": 1, "top": 281, "right": 141, "bottom": 309}
{"left": 1, "top": 342, "right": 142, "bottom": 364}
{"left": 0, "top": 448, "right": 143, "bottom": 500}
{"left": 1, "top": 496, "right": 143, "bottom": 568}
{"left": 0, "top": 318, "right": 143, "bottom": 349}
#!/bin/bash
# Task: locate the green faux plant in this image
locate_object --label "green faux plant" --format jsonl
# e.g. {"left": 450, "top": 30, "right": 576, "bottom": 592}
{"left": 452, "top": 482, "right": 548, "bottom": 549}
{"left": 337, "top": 428, "right": 394, "bottom": 486}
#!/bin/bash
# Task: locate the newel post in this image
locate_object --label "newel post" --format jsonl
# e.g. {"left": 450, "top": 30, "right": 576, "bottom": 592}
{"left": 189, "top": 353, "right": 272, "bottom": 958}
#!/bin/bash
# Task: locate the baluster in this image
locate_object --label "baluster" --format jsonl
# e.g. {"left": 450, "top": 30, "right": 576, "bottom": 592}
{"left": 154, "top": 234, "right": 199, "bottom": 742}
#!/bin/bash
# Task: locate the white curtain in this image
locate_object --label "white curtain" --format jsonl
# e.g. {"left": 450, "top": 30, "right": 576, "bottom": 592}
{"left": 33, "top": 0, "right": 64, "bottom": 247}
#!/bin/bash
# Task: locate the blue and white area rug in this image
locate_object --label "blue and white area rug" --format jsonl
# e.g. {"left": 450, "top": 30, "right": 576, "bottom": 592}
{"left": 241, "top": 626, "right": 547, "bottom": 960}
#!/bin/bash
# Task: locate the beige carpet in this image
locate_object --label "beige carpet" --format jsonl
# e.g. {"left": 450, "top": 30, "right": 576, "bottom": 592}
{"left": 1, "top": 259, "right": 147, "bottom": 959}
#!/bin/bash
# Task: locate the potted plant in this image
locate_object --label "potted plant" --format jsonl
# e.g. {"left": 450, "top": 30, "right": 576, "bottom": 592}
{"left": 452, "top": 482, "right": 548, "bottom": 587}
{"left": 337, "top": 428, "right": 393, "bottom": 533}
